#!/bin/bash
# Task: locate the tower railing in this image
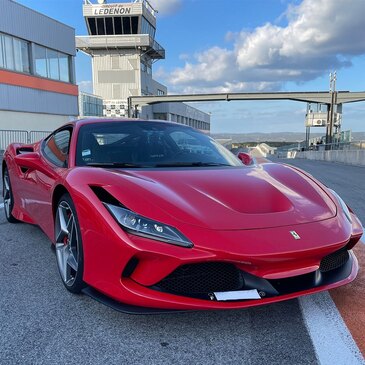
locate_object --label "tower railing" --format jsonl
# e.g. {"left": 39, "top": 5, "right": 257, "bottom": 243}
{"left": 76, "top": 34, "right": 165, "bottom": 59}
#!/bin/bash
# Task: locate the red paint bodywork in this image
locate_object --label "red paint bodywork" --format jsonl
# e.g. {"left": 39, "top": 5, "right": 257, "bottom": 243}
{"left": 3, "top": 119, "right": 362, "bottom": 310}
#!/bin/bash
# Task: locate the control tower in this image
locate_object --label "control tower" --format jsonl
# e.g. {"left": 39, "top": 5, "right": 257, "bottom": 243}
{"left": 76, "top": 0, "right": 167, "bottom": 117}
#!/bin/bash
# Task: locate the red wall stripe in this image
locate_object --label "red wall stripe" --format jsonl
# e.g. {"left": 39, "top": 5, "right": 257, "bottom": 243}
{"left": 0, "top": 69, "right": 78, "bottom": 96}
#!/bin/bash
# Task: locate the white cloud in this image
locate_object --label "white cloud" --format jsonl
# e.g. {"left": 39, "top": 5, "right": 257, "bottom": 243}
{"left": 164, "top": 0, "right": 365, "bottom": 93}
{"left": 78, "top": 80, "right": 93, "bottom": 94}
{"left": 148, "top": 0, "right": 182, "bottom": 16}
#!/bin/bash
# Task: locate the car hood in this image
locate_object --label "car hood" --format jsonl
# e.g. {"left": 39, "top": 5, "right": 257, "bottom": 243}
{"left": 99, "top": 163, "right": 336, "bottom": 230}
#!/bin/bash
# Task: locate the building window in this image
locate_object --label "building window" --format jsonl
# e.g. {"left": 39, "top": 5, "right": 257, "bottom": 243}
{"left": 123, "top": 17, "right": 131, "bottom": 34}
{"left": 157, "top": 89, "right": 165, "bottom": 96}
{"left": 59, "top": 54, "right": 70, "bottom": 82}
{"left": 34, "top": 44, "right": 71, "bottom": 82}
{"left": 88, "top": 17, "right": 97, "bottom": 35}
{"left": 34, "top": 44, "right": 47, "bottom": 77}
{"left": 114, "top": 17, "right": 122, "bottom": 34}
{"left": 4, "top": 35, "right": 14, "bottom": 70}
{"left": 47, "top": 49, "right": 60, "bottom": 80}
{"left": 0, "top": 36, "right": 3, "bottom": 68}
{"left": 105, "top": 17, "right": 114, "bottom": 34}
{"left": 141, "top": 17, "right": 156, "bottom": 38}
{"left": 97, "top": 18, "right": 106, "bottom": 35}
{"left": 0, "top": 33, "right": 30, "bottom": 73}
{"left": 131, "top": 17, "right": 139, "bottom": 34}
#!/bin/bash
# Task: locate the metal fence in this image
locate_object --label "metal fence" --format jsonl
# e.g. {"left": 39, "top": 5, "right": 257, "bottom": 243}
{"left": 307, "top": 140, "right": 365, "bottom": 151}
{"left": 29, "top": 131, "right": 51, "bottom": 143}
{"left": 0, "top": 129, "right": 51, "bottom": 152}
{"left": 277, "top": 140, "right": 365, "bottom": 154}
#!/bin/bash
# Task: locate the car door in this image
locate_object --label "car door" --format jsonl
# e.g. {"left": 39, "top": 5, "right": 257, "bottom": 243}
{"left": 25, "top": 128, "right": 72, "bottom": 237}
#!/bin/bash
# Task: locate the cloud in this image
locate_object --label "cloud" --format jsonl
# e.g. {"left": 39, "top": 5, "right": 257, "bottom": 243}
{"left": 148, "top": 0, "right": 182, "bottom": 16}
{"left": 78, "top": 80, "right": 93, "bottom": 94}
{"left": 164, "top": 0, "right": 365, "bottom": 93}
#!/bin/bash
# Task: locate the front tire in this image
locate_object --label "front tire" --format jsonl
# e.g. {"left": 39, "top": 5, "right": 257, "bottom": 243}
{"left": 3, "top": 166, "right": 19, "bottom": 223}
{"left": 55, "top": 193, "right": 86, "bottom": 293}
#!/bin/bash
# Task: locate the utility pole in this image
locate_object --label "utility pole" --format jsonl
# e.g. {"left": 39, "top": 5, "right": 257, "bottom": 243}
{"left": 326, "top": 72, "right": 337, "bottom": 148}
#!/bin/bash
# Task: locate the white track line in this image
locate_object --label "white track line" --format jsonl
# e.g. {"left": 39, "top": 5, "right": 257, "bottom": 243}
{"left": 299, "top": 292, "right": 364, "bottom": 365}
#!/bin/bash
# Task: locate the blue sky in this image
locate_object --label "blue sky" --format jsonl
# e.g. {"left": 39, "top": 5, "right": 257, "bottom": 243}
{"left": 17, "top": 0, "right": 365, "bottom": 133}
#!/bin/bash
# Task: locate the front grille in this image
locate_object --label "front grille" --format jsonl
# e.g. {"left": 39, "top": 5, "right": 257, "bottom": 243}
{"left": 319, "top": 247, "right": 349, "bottom": 273}
{"left": 153, "top": 262, "right": 243, "bottom": 298}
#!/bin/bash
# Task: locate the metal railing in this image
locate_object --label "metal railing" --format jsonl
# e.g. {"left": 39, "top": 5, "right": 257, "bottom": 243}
{"left": 0, "top": 129, "right": 51, "bottom": 152}
{"left": 0, "top": 130, "right": 28, "bottom": 151}
{"left": 29, "top": 131, "right": 51, "bottom": 143}
{"left": 306, "top": 140, "right": 365, "bottom": 151}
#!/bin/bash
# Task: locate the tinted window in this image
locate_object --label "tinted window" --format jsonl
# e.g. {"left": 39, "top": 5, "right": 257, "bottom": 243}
{"left": 131, "top": 16, "right": 139, "bottom": 34}
{"left": 76, "top": 122, "right": 241, "bottom": 167}
{"left": 43, "top": 129, "right": 71, "bottom": 167}
{"left": 88, "top": 18, "right": 97, "bottom": 35}
{"left": 123, "top": 17, "right": 131, "bottom": 34}
{"left": 105, "top": 17, "right": 114, "bottom": 34}
{"left": 114, "top": 17, "right": 122, "bottom": 34}
{"left": 97, "top": 18, "right": 105, "bottom": 35}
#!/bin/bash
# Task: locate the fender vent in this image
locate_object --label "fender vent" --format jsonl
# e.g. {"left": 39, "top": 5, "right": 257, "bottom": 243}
{"left": 89, "top": 185, "right": 122, "bottom": 206}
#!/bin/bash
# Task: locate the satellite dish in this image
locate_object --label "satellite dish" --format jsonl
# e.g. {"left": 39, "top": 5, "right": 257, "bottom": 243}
{"left": 97, "top": 0, "right": 105, "bottom": 4}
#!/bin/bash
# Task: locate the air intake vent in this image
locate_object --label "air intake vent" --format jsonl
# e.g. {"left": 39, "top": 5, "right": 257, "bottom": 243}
{"left": 152, "top": 262, "right": 244, "bottom": 299}
{"left": 319, "top": 247, "right": 349, "bottom": 273}
{"left": 89, "top": 185, "right": 122, "bottom": 206}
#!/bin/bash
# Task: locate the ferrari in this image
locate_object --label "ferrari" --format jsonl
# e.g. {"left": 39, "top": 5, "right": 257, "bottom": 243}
{"left": 2, "top": 118, "right": 363, "bottom": 312}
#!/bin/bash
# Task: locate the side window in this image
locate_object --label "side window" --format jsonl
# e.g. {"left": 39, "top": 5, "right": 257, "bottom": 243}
{"left": 43, "top": 129, "right": 71, "bottom": 167}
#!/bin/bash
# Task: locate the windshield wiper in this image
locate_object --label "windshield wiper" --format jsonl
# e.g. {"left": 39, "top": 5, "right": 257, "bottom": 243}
{"left": 86, "top": 162, "right": 146, "bottom": 168}
{"left": 154, "top": 162, "right": 231, "bottom": 167}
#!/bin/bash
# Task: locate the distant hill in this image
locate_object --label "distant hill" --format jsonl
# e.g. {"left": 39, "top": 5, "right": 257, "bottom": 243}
{"left": 211, "top": 131, "right": 365, "bottom": 143}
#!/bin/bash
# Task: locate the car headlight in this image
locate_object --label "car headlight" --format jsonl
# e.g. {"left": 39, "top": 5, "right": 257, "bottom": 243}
{"left": 328, "top": 189, "right": 352, "bottom": 223}
{"left": 104, "top": 203, "right": 193, "bottom": 248}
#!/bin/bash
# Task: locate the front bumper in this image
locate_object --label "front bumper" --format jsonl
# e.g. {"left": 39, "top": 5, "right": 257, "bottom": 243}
{"left": 84, "top": 249, "right": 358, "bottom": 312}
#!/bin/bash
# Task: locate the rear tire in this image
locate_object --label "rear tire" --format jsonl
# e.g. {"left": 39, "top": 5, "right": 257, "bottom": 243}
{"left": 3, "top": 166, "right": 19, "bottom": 223}
{"left": 54, "top": 193, "right": 86, "bottom": 294}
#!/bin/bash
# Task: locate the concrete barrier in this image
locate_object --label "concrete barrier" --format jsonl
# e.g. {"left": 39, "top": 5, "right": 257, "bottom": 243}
{"left": 295, "top": 150, "right": 365, "bottom": 166}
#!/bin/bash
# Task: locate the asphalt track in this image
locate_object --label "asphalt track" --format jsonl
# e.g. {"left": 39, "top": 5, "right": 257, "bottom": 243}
{"left": 0, "top": 159, "right": 364, "bottom": 365}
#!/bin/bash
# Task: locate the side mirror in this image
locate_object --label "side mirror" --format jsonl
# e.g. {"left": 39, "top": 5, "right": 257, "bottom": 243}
{"left": 14, "top": 152, "right": 52, "bottom": 176}
{"left": 237, "top": 152, "right": 254, "bottom": 166}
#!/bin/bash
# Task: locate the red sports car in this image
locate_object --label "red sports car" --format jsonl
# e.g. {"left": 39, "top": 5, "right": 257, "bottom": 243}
{"left": 2, "top": 119, "right": 363, "bottom": 313}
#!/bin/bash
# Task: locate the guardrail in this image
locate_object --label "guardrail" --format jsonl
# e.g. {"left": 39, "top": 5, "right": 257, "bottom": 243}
{"left": 0, "top": 129, "right": 51, "bottom": 152}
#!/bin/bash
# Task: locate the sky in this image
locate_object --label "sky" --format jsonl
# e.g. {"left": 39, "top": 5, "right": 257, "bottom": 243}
{"left": 17, "top": 0, "right": 365, "bottom": 134}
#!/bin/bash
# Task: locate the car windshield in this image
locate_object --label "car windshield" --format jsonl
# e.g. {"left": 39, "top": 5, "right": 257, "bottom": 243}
{"left": 76, "top": 121, "right": 242, "bottom": 168}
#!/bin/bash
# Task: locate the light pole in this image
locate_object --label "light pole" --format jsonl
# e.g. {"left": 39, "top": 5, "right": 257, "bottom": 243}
{"left": 326, "top": 71, "right": 337, "bottom": 148}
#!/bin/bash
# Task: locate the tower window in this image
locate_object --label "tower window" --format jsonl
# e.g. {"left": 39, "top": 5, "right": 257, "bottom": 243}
{"left": 114, "top": 17, "right": 122, "bottom": 34}
{"left": 105, "top": 17, "right": 114, "bottom": 35}
{"left": 123, "top": 17, "right": 131, "bottom": 34}
{"left": 87, "top": 18, "right": 97, "bottom": 35}
{"left": 97, "top": 18, "right": 106, "bottom": 35}
{"left": 131, "top": 17, "right": 139, "bottom": 34}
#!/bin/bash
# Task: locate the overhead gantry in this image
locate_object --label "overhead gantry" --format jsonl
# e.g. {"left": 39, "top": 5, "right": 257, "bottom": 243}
{"left": 127, "top": 91, "right": 365, "bottom": 145}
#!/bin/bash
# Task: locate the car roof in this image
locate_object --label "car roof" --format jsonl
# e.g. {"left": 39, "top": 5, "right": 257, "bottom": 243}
{"left": 72, "top": 117, "right": 185, "bottom": 128}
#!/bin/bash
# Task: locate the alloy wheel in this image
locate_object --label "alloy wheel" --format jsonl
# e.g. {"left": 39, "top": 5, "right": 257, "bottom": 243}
{"left": 3, "top": 170, "right": 11, "bottom": 219}
{"left": 55, "top": 201, "right": 80, "bottom": 287}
